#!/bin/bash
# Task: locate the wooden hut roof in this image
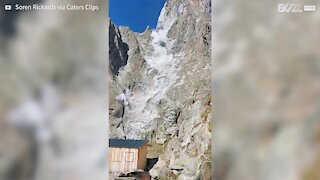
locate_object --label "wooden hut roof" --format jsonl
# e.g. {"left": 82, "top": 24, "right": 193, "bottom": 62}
{"left": 109, "top": 139, "right": 148, "bottom": 148}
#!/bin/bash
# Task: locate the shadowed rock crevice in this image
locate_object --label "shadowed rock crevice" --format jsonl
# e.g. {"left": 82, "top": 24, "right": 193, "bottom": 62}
{"left": 109, "top": 21, "right": 129, "bottom": 77}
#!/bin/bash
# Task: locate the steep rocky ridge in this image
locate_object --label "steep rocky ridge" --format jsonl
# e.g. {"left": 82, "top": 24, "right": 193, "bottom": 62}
{"left": 109, "top": 0, "right": 212, "bottom": 179}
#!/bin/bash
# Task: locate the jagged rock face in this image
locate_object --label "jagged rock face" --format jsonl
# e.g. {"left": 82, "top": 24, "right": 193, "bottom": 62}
{"left": 109, "top": 0, "right": 211, "bottom": 179}
{"left": 109, "top": 22, "right": 129, "bottom": 77}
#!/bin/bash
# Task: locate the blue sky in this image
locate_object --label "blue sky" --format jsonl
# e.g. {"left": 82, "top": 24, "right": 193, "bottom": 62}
{"left": 109, "top": 0, "right": 166, "bottom": 32}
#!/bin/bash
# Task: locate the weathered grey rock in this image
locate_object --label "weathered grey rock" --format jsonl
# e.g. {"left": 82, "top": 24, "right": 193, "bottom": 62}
{"left": 156, "top": 138, "right": 167, "bottom": 145}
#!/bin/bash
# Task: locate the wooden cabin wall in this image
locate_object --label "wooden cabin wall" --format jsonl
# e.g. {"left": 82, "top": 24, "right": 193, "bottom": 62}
{"left": 109, "top": 147, "right": 138, "bottom": 172}
{"left": 137, "top": 144, "right": 147, "bottom": 170}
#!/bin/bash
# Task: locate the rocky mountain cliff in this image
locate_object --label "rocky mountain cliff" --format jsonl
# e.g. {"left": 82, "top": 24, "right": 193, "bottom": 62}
{"left": 109, "top": 0, "right": 212, "bottom": 179}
